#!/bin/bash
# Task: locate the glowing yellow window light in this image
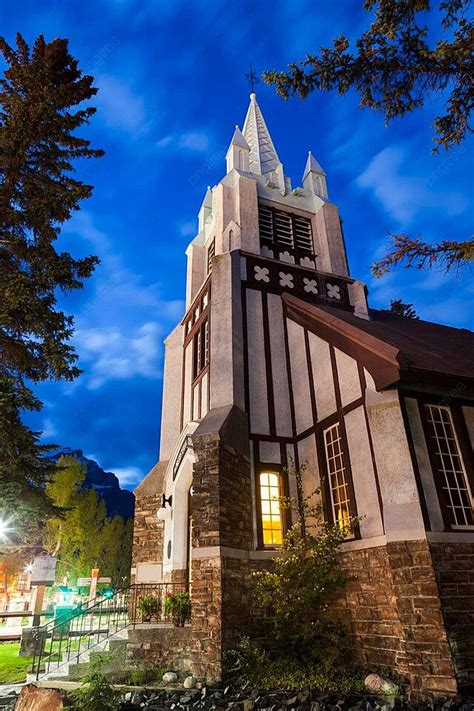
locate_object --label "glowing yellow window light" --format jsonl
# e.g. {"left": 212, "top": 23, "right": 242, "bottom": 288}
{"left": 259, "top": 472, "right": 283, "bottom": 546}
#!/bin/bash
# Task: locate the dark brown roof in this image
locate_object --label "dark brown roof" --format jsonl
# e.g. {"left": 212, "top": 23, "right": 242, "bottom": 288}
{"left": 282, "top": 293, "right": 474, "bottom": 392}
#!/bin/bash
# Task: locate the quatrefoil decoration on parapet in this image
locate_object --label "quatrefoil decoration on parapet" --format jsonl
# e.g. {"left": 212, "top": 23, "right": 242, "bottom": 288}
{"left": 300, "top": 256, "right": 315, "bottom": 269}
{"left": 279, "top": 272, "right": 294, "bottom": 289}
{"left": 326, "top": 283, "right": 341, "bottom": 300}
{"left": 254, "top": 265, "right": 270, "bottom": 283}
{"left": 303, "top": 277, "right": 318, "bottom": 294}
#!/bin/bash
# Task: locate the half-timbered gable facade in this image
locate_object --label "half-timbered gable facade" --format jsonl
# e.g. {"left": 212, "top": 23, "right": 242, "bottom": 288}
{"left": 131, "top": 93, "right": 474, "bottom": 696}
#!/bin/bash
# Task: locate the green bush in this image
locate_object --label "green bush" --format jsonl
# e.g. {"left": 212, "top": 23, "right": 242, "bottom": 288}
{"left": 224, "top": 637, "right": 365, "bottom": 692}
{"left": 129, "top": 666, "right": 165, "bottom": 685}
{"left": 137, "top": 594, "right": 160, "bottom": 621}
{"left": 164, "top": 591, "right": 191, "bottom": 625}
{"left": 68, "top": 657, "right": 119, "bottom": 711}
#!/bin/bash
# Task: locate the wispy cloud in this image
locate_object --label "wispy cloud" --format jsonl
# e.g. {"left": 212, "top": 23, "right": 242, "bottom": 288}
{"left": 42, "top": 418, "right": 58, "bottom": 439}
{"left": 178, "top": 221, "right": 196, "bottom": 237}
{"left": 156, "top": 130, "right": 211, "bottom": 153}
{"left": 356, "top": 145, "right": 469, "bottom": 225}
{"left": 95, "top": 74, "right": 150, "bottom": 134}
{"left": 64, "top": 212, "right": 184, "bottom": 389}
{"left": 112, "top": 466, "right": 144, "bottom": 487}
{"left": 74, "top": 322, "right": 162, "bottom": 389}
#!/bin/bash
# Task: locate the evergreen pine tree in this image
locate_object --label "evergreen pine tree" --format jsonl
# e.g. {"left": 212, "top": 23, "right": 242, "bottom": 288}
{"left": 0, "top": 34, "right": 103, "bottom": 530}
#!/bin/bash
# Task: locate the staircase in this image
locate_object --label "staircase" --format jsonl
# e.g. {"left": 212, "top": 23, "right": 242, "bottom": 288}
{"left": 28, "top": 582, "right": 187, "bottom": 682}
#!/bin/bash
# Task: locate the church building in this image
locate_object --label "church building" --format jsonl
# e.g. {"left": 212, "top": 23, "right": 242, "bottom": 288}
{"left": 131, "top": 93, "right": 474, "bottom": 697}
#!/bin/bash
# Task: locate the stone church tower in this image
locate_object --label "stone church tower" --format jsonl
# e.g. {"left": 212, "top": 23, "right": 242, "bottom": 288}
{"left": 132, "top": 94, "right": 474, "bottom": 697}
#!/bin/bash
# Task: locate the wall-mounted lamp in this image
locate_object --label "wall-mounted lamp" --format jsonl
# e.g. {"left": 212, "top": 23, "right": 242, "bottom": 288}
{"left": 156, "top": 493, "right": 173, "bottom": 521}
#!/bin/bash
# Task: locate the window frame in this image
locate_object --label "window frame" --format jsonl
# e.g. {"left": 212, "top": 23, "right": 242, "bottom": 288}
{"left": 318, "top": 419, "right": 358, "bottom": 538}
{"left": 419, "top": 400, "right": 474, "bottom": 531}
{"left": 256, "top": 466, "right": 289, "bottom": 550}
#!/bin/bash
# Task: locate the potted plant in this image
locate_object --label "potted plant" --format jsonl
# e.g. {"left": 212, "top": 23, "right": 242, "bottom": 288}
{"left": 137, "top": 594, "right": 160, "bottom": 622}
{"left": 164, "top": 591, "right": 191, "bottom": 627}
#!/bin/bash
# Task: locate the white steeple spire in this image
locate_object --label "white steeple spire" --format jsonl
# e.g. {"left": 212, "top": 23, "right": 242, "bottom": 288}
{"left": 242, "top": 93, "right": 282, "bottom": 180}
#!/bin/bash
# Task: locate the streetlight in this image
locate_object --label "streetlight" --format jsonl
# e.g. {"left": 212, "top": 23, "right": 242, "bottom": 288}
{"left": 24, "top": 563, "right": 34, "bottom": 574}
{"left": 0, "top": 518, "right": 12, "bottom": 540}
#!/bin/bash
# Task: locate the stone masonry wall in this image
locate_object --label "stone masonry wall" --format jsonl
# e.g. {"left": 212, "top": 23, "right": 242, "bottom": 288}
{"left": 339, "top": 540, "right": 457, "bottom": 698}
{"left": 132, "top": 492, "right": 164, "bottom": 573}
{"left": 430, "top": 541, "right": 474, "bottom": 689}
{"left": 190, "top": 408, "right": 254, "bottom": 680}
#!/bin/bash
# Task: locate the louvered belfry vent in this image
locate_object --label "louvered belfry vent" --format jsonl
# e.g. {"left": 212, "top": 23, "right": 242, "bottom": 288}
{"left": 258, "top": 202, "right": 315, "bottom": 265}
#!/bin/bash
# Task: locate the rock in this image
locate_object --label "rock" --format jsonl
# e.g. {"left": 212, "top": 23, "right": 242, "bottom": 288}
{"left": 163, "top": 671, "right": 179, "bottom": 685}
{"left": 184, "top": 676, "right": 198, "bottom": 689}
{"left": 364, "top": 675, "right": 398, "bottom": 696}
{"left": 14, "top": 684, "right": 64, "bottom": 711}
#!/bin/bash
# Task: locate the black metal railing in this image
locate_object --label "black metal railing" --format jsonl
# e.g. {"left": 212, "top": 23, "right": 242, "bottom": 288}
{"left": 31, "top": 582, "right": 188, "bottom": 680}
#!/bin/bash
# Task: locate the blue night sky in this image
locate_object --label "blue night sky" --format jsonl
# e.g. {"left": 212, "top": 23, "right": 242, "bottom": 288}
{"left": 2, "top": 1, "right": 472, "bottom": 491}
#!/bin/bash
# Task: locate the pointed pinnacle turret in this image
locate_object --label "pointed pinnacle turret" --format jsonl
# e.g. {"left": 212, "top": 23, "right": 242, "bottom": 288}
{"left": 198, "top": 186, "right": 212, "bottom": 232}
{"left": 242, "top": 93, "right": 281, "bottom": 177}
{"left": 302, "top": 151, "right": 326, "bottom": 181}
{"left": 302, "top": 151, "right": 328, "bottom": 199}
{"left": 229, "top": 125, "right": 250, "bottom": 150}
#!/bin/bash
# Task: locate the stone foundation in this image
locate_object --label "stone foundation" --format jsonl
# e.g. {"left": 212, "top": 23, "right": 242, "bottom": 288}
{"left": 132, "top": 462, "right": 166, "bottom": 583}
{"left": 339, "top": 540, "right": 469, "bottom": 698}
{"left": 430, "top": 541, "right": 474, "bottom": 689}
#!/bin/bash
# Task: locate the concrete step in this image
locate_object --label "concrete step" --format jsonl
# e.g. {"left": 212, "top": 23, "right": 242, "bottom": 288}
{"left": 27, "top": 629, "right": 130, "bottom": 682}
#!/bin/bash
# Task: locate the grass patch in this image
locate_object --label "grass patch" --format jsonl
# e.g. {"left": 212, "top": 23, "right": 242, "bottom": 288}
{"left": 0, "top": 642, "right": 31, "bottom": 684}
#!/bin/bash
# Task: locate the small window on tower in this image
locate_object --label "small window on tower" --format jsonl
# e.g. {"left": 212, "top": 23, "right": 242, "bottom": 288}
{"left": 207, "top": 240, "right": 215, "bottom": 274}
{"left": 258, "top": 202, "right": 314, "bottom": 261}
{"left": 259, "top": 471, "right": 283, "bottom": 546}
{"left": 192, "top": 319, "right": 209, "bottom": 380}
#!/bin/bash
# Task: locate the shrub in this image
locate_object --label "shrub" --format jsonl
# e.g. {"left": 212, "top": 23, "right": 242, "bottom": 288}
{"left": 224, "top": 637, "right": 365, "bottom": 692}
{"left": 69, "top": 657, "right": 119, "bottom": 711}
{"left": 137, "top": 594, "right": 160, "bottom": 622}
{"left": 164, "top": 591, "right": 191, "bottom": 626}
{"left": 253, "top": 461, "right": 358, "bottom": 670}
{"left": 129, "top": 666, "right": 165, "bottom": 686}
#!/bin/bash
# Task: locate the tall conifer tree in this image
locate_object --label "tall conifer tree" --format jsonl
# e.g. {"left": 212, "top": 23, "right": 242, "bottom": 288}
{"left": 0, "top": 34, "right": 103, "bottom": 530}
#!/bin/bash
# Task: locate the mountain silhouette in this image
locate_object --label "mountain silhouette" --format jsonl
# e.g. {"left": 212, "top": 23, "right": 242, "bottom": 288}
{"left": 49, "top": 448, "right": 135, "bottom": 519}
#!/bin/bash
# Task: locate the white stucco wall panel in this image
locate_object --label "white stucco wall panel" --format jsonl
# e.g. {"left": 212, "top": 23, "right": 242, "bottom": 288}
{"left": 268, "top": 293, "right": 293, "bottom": 437}
{"left": 366, "top": 391, "right": 425, "bottom": 539}
{"left": 246, "top": 288, "right": 270, "bottom": 434}
{"left": 287, "top": 319, "right": 313, "bottom": 434}
{"left": 210, "top": 253, "right": 245, "bottom": 412}
{"left": 335, "top": 348, "right": 362, "bottom": 407}
{"left": 259, "top": 441, "right": 281, "bottom": 464}
{"left": 462, "top": 406, "right": 474, "bottom": 448}
{"left": 201, "top": 371, "right": 209, "bottom": 419}
{"left": 182, "top": 342, "right": 192, "bottom": 428}
{"left": 308, "top": 332, "right": 337, "bottom": 420}
{"left": 160, "top": 323, "right": 185, "bottom": 460}
{"left": 344, "top": 406, "right": 384, "bottom": 538}
{"left": 296, "top": 434, "right": 320, "bottom": 494}
{"left": 405, "top": 397, "right": 444, "bottom": 532}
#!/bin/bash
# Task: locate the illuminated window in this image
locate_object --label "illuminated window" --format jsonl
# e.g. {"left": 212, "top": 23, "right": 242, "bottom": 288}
{"left": 424, "top": 405, "right": 473, "bottom": 527}
{"left": 323, "top": 423, "right": 352, "bottom": 533}
{"left": 259, "top": 471, "right": 283, "bottom": 546}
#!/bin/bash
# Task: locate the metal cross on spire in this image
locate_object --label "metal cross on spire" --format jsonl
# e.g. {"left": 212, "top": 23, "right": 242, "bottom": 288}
{"left": 245, "top": 64, "right": 260, "bottom": 93}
